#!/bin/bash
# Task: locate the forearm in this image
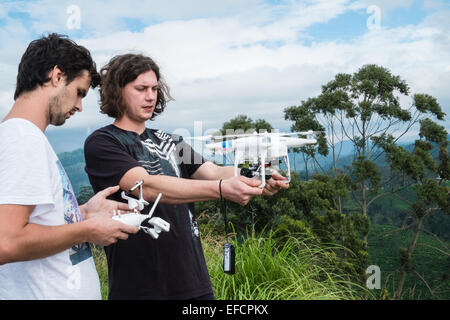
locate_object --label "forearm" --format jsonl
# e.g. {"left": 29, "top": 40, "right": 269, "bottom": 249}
{"left": 190, "top": 161, "right": 238, "bottom": 180}
{"left": 120, "top": 165, "right": 261, "bottom": 206}
{"left": 0, "top": 222, "right": 90, "bottom": 264}
{"left": 142, "top": 174, "right": 220, "bottom": 204}
{"left": 210, "top": 165, "right": 236, "bottom": 180}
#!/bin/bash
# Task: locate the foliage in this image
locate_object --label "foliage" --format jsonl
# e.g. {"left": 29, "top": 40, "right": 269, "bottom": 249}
{"left": 197, "top": 171, "right": 370, "bottom": 286}
{"left": 202, "top": 230, "right": 367, "bottom": 300}
{"left": 220, "top": 114, "right": 273, "bottom": 135}
{"left": 59, "top": 148, "right": 89, "bottom": 194}
{"left": 69, "top": 64, "right": 448, "bottom": 300}
{"left": 91, "top": 244, "right": 109, "bottom": 300}
{"left": 282, "top": 64, "right": 447, "bottom": 299}
{"left": 375, "top": 115, "right": 449, "bottom": 298}
{"left": 368, "top": 224, "right": 450, "bottom": 299}
{"left": 283, "top": 64, "right": 446, "bottom": 222}
{"left": 76, "top": 185, "right": 94, "bottom": 205}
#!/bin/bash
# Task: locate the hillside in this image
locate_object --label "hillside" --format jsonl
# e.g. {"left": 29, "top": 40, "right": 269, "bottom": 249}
{"left": 368, "top": 224, "right": 450, "bottom": 299}
{"left": 59, "top": 136, "right": 449, "bottom": 300}
{"left": 58, "top": 148, "right": 89, "bottom": 194}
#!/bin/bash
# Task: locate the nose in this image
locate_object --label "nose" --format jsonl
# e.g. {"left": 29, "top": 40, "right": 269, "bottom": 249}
{"left": 145, "top": 88, "right": 156, "bottom": 101}
{"left": 75, "top": 98, "right": 83, "bottom": 112}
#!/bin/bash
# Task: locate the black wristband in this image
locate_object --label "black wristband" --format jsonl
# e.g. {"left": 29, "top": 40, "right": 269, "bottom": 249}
{"left": 219, "top": 179, "right": 229, "bottom": 236}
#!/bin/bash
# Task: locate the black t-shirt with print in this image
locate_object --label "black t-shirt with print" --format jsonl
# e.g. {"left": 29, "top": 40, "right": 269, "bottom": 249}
{"left": 84, "top": 124, "right": 212, "bottom": 299}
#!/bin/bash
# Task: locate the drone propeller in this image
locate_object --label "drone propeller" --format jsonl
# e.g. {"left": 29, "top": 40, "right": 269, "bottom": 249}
{"left": 185, "top": 130, "right": 324, "bottom": 141}
{"left": 279, "top": 131, "right": 324, "bottom": 136}
{"left": 185, "top": 132, "right": 258, "bottom": 141}
{"left": 184, "top": 136, "right": 214, "bottom": 141}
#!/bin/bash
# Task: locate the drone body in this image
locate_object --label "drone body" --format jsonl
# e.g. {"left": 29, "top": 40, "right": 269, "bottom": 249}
{"left": 193, "top": 131, "right": 320, "bottom": 188}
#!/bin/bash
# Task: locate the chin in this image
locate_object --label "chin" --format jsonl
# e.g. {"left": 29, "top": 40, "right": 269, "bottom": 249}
{"left": 49, "top": 115, "right": 66, "bottom": 126}
{"left": 142, "top": 114, "right": 154, "bottom": 121}
{"left": 52, "top": 120, "right": 66, "bottom": 126}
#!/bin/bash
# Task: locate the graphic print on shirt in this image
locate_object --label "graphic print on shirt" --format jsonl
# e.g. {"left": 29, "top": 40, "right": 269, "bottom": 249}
{"left": 56, "top": 160, "right": 92, "bottom": 265}
{"left": 188, "top": 209, "right": 200, "bottom": 238}
{"left": 140, "top": 130, "right": 180, "bottom": 177}
{"left": 139, "top": 131, "right": 199, "bottom": 239}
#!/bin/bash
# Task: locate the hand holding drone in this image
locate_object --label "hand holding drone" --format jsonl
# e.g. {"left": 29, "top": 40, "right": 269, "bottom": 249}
{"left": 112, "top": 180, "right": 170, "bottom": 239}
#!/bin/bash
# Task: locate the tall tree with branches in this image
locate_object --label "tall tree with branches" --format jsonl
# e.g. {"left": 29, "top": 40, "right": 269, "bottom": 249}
{"left": 375, "top": 119, "right": 449, "bottom": 299}
{"left": 284, "top": 65, "right": 446, "bottom": 241}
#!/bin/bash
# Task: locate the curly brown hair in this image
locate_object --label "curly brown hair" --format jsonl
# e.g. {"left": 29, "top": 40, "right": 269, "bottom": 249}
{"left": 99, "top": 54, "right": 172, "bottom": 120}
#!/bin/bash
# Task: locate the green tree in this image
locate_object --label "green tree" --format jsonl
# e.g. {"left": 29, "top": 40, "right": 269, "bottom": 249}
{"left": 196, "top": 171, "right": 370, "bottom": 286}
{"left": 76, "top": 185, "right": 94, "bottom": 205}
{"left": 376, "top": 120, "right": 449, "bottom": 299}
{"left": 284, "top": 64, "right": 446, "bottom": 238}
{"left": 220, "top": 114, "right": 273, "bottom": 135}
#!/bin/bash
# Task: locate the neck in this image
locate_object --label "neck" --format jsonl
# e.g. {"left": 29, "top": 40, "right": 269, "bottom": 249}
{"left": 113, "top": 117, "right": 147, "bottom": 135}
{"left": 2, "top": 91, "right": 50, "bottom": 132}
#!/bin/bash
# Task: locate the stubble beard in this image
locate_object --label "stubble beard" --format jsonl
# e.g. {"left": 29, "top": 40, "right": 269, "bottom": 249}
{"left": 48, "top": 90, "right": 68, "bottom": 126}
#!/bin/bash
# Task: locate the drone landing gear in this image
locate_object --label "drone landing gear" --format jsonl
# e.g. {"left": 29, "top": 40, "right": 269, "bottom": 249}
{"left": 239, "top": 156, "right": 291, "bottom": 187}
{"left": 234, "top": 151, "right": 268, "bottom": 189}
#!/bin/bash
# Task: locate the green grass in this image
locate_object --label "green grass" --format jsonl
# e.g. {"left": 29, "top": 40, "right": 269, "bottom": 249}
{"left": 91, "top": 232, "right": 366, "bottom": 300}
{"left": 91, "top": 245, "right": 109, "bottom": 300}
{"left": 203, "top": 231, "right": 366, "bottom": 300}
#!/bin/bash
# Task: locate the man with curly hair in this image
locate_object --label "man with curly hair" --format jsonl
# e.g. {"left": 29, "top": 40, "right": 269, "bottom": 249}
{"left": 84, "top": 53, "right": 289, "bottom": 299}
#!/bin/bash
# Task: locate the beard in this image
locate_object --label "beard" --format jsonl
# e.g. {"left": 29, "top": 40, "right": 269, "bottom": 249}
{"left": 49, "top": 89, "right": 69, "bottom": 126}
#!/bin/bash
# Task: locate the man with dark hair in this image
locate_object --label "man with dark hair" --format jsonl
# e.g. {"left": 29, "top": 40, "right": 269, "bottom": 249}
{"left": 14, "top": 33, "right": 100, "bottom": 100}
{"left": 0, "top": 34, "right": 138, "bottom": 300}
{"left": 84, "top": 53, "right": 288, "bottom": 299}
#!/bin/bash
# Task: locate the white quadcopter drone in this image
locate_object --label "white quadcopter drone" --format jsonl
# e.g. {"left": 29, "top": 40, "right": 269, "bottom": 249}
{"left": 112, "top": 180, "right": 170, "bottom": 239}
{"left": 191, "top": 130, "right": 320, "bottom": 189}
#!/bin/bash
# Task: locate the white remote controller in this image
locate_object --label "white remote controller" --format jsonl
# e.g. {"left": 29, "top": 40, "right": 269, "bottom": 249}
{"left": 113, "top": 188, "right": 170, "bottom": 239}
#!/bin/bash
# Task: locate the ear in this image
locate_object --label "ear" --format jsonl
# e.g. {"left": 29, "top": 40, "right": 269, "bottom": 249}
{"left": 47, "top": 66, "right": 66, "bottom": 88}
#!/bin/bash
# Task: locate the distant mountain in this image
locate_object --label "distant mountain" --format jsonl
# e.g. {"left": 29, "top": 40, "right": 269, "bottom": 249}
{"left": 58, "top": 148, "right": 89, "bottom": 194}
{"left": 46, "top": 128, "right": 94, "bottom": 154}
{"left": 287, "top": 134, "right": 450, "bottom": 175}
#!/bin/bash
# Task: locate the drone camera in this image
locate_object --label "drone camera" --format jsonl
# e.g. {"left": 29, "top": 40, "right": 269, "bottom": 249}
{"left": 240, "top": 167, "right": 272, "bottom": 181}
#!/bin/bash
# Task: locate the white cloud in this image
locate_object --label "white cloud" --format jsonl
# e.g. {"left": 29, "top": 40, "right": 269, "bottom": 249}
{"left": 355, "top": 0, "right": 416, "bottom": 18}
{"left": 0, "top": 0, "right": 448, "bottom": 138}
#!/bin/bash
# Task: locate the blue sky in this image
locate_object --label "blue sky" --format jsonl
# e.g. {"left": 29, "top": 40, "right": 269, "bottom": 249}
{"left": 0, "top": 0, "right": 449, "bottom": 153}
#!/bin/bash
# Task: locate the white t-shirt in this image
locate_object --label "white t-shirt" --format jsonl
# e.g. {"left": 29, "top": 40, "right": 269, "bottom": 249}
{"left": 0, "top": 118, "right": 101, "bottom": 300}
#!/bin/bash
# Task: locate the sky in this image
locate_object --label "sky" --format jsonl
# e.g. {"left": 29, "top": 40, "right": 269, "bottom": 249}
{"left": 0, "top": 0, "right": 449, "bottom": 153}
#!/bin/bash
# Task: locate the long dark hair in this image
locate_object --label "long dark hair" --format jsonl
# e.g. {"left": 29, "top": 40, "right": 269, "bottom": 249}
{"left": 14, "top": 33, "right": 100, "bottom": 100}
{"left": 99, "top": 53, "right": 173, "bottom": 120}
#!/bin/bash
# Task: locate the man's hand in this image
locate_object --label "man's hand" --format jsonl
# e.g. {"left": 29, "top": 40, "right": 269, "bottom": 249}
{"left": 262, "top": 171, "right": 290, "bottom": 196}
{"left": 80, "top": 185, "right": 131, "bottom": 220}
{"left": 84, "top": 211, "right": 139, "bottom": 246}
{"left": 220, "top": 176, "right": 263, "bottom": 206}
